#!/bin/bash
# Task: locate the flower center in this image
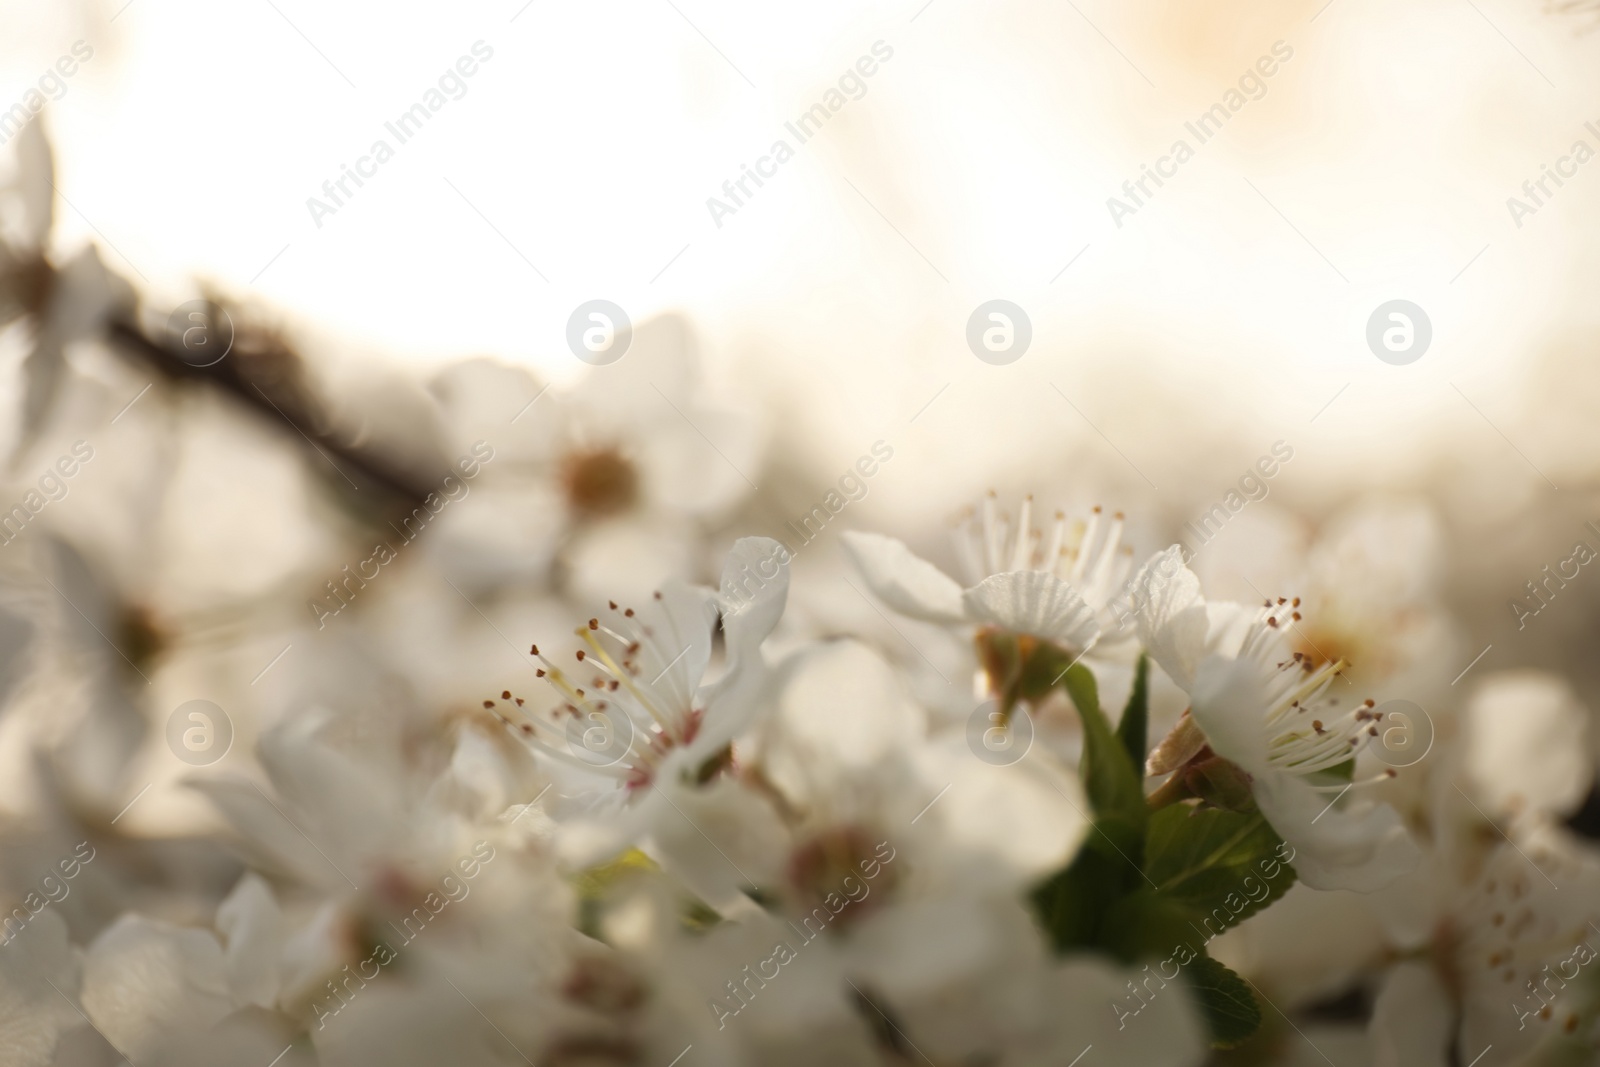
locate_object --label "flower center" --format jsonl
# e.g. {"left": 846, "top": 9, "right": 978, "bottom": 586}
{"left": 1291, "top": 625, "right": 1356, "bottom": 672}
{"left": 974, "top": 626, "right": 1078, "bottom": 714}
{"left": 1, "top": 254, "right": 53, "bottom": 318}
{"left": 488, "top": 597, "right": 702, "bottom": 796}
{"left": 786, "top": 826, "right": 897, "bottom": 930}
{"left": 118, "top": 604, "right": 169, "bottom": 675}
{"left": 562, "top": 447, "right": 638, "bottom": 518}
{"left": 562, "top": 954, "right": 648, "bottom": 1014}
{"left": 1242, "top": 601, "right": 1397, "bottom": 784}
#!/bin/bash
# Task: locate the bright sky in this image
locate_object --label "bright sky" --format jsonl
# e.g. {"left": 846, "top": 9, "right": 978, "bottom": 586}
{"left": 5, "top": 0, "right": 1599, "bottom": 499}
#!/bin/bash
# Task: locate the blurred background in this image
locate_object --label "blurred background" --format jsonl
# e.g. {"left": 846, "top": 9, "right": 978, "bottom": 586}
{"left": 5, "top": 0, "right": 1600, "bottom": 837}
{"left": 3, "top": 0, "right": 1600, "bottom": 1058}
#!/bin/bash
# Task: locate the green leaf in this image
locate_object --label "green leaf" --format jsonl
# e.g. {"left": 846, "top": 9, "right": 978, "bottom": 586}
{"left": 1030, "top": 844, "right": 1130, "bottom": 955}
{"left": 1061, "top": 663, "right": 1145, "bottom": 845}
{"left": 1032, "top": 662, "right": 1156, "bottom": 956}
{"left": 1036, "top": 661, "right": 1298, "bottom": 983}
{"left": 1098, "top": 890, "right": 1203, "bottom": 964}
{"left": 1185, "top": 954, "right": 1262, "bottom": 1049}
{"left": 1117, "top": 654, "right": 1149, "bottom": 772}
{"left": 1144, "top": 804, "right": 1296, "bottom": 935}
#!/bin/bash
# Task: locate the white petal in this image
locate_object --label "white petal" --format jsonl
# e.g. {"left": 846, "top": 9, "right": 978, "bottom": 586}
{"left": 188, "top": 776, "right": 333, "bottom": 884}
{"left": 1028, "top": 958, "right": 1209, "bottom": 1067}
{"left": 840, "top": 531, "right": 965, "bottom": 624}
{"left": 310, "top": 978, "right": 538, "bottom": 1067}
{"left": 1466, "top": 670, "right": 1592, "bottom": 821}
{"left": 215, "top": 874, "right": 282, "bottom": 1010}
{"left": 14, "top": 118, "right": 54, "bottom": 249}
{"left": 647, "top": 578, "right": 719, "bottom": 695}
{"left": 1131, "top": 546, "right": 1209, "bottom": 690}
{"left": 768, "top": 640, "right": 923, "bottom": 778}
{"left": 0, "top": 910, "right": 82, "bottom": 1067}
{"left": 646, "top": 776, "right": 789, "bottom": 912}
{"left": 1367, "top": 853, "right": 1445, "bottom": 950}
{"left": 568, "top": 311, "right": 696, "bottom": 417}
{"left": 564, "top": 513, "right": 696, "bottom": 605}
{"left": 1187, "top": 655, "right": 1272, "bottom": 775}
{"left": 706, "top": 535, "right": 791, "bottom": 748}
{"left": 1253, "top": 774, "right": 1419, "bottom": 893}
{"left": 1200, "top": 599, "right": 1263, "bottom": 660}
{"left": 639, "top": 402, "right": 766, "bottom": 516}
{"left": 254, "top": 711, "right": 409, "bottom": 868}
{"left": 718, "top": 536, "right": 789, "bottom": 662}
{"left": 553, "top": 808, "right": 643, "bottom": 870}
{"left": 426, "top": 356, "right": 551, "bottom": 459}
{"left": 276, "top": 902, "right": 347, "bottom": 1008}
{"left": 1369, "top": 961, "right": 1454, "bottom": 1067}
{"left": 82, "top": 915, "right": 234, "bottom": 1062}
{"left": 1191, "top": 658, "right": 1418, "bottom": 892}
{"left": 191, "top": 714, "right": 403, "bottom": 889}
{"left": 1311, "top": 499, "right": 1445, "bottom": 612}
{"left": 961, "top": 571, "right": 1099, "bottom": 648}
{"left": 914, "top": 739, "right": 1090, "bottom": 883}
{"left": 1210, "top": 881, "right": 1391, "bottom": 1008}
{"left": 851, "top": 896, "right": 1011, "bottom": 1000}
{"left": 425, "top": 481, "right": 563, "bottom": 590}
{"left": 137, "top": 1009, "right": 311, "bottom": 1067}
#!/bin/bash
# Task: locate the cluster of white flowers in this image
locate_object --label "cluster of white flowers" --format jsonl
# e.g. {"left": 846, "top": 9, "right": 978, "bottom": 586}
{"left": 1, "top": 124, "right": 1598, "bottom": 1067}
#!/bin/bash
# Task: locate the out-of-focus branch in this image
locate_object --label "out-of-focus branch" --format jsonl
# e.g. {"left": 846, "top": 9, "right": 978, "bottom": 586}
{"left": 108, "top": 316, "right": 437, "bottom": 510}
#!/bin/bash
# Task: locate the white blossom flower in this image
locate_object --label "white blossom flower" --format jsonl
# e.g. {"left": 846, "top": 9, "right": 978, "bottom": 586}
{"left": 1462, "top": 670, "right": 1592, "bottom": 831}
{"left": 1, "top": 120, "right": 134, "bottom": 459}
{"left": 487, "top": 536, "right": 789, "bottom": 865}
{"left": 1188, "top": 498, "right": 1461, "bottom": 699}
{"left": 1213, "top": 667, "right": 1600, "bottom": 1064}
{"left": 1134, "top": 547, "right": 1419, "bottom": 891}
{"left": 425, "top": 315, "right": 766, "bottom": 602}
{"left": 843, "top": 494, "right": 1136, "bottom": 647}
{"left": 842, "top": 495, "right": 1145, "bottom": 711}
{"left": 576, "top": 639, "right": 1198, "bottom": 1066}
{"left": 1366, "top": 824, "right": 1600, "bottom": 1066}
{"left": 171, "top": 692, "right": 580, "bottom": 1065}
{"left": 664, "top": 637, "right": 1091, "bottom": 906}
